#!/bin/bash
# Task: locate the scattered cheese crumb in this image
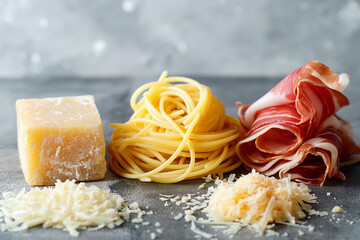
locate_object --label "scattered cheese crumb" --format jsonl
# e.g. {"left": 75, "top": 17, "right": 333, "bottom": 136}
{"left": 184, "top": 214, "right": 196, "bottom": 222}
{"left": 159, "top": 194, "right": 174, "bottom": 198}
{"left": 181, "top": 196, "right": 190, "bottom": 202}
{"left": 170, "top": 196, "right": 180, "bottom": 202}
{"left": 174, "top": 213, "right": 183, "bottom": 220}
{"left": 227, "top": 173, "right": 236, "bottom": 183}
{"left": 150, "top": 232, "right": 157, "bottom": 239}
{"left": 308, "top": 209, "right": 328, "bottom": 217}
{"left": 190, "top": 221, "right": 213, "bottom": 239}
{"left": 202, "top": 174, "right": 213, "bottom": 183}
{"left": 266, "top": 229, "right": 279, "bottom": 237}
{"left": 332, "top": 206, "right": 344, "bottom": 213}
{"left": 130, "top": 202, "right": 139, "bottom": 209}
{"left": 185, "top": 210, "right": 194, "bottom": 215}
{"left": 131, "top": 218, "right": 143, "bottom": 224}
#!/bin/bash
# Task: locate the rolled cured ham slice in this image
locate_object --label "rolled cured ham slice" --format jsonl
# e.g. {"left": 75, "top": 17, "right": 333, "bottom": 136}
{"left": 236, "top": 61, "right": 359, "bottom": 186}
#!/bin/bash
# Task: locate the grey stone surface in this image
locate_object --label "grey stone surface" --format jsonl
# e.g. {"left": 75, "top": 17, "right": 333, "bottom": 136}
{"left": 0, "top": 75, "right": 359, "bottom": 239}
{"left": 0, "top": 0, "right": 360, "bottom": 81}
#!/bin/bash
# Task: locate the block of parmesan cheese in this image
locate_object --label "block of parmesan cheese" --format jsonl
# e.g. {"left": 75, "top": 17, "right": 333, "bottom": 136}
{"left": 16, "top": 95, "right": 107, "bottom": 186}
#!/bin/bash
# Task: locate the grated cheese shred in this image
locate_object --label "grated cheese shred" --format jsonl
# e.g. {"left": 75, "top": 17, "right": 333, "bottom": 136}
{"left": 207, "top": 170, "right": 318, "bottom": 234}
{"left": 0, "top": 180, "right": 142, "bottom": 236}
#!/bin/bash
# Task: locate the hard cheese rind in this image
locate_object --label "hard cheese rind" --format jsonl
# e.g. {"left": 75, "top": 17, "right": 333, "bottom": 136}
{"left": 16, "top": 95, "right": 107, "bottom": 186}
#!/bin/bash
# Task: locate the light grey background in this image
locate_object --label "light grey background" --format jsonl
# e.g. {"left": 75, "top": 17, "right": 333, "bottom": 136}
{"left": 0, "top": 0, "right": 360, "bottom": 79}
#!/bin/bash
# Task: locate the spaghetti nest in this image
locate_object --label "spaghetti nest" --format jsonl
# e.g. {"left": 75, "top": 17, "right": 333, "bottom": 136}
{"left": 108, "top": 72, "right": 244, "bottom": 183}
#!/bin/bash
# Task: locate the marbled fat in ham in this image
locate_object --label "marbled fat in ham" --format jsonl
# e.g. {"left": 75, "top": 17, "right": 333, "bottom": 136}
{"left": 236, "top": 61, "right": 359, "bottom": 186}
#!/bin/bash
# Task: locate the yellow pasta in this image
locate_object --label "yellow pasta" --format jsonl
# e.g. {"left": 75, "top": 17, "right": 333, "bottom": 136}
{"left": 108, "top": 72, "right": 245, "bottom": 183}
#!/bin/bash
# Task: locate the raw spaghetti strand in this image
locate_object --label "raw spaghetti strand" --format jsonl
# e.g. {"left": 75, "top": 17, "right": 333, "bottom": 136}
{"left": 108, "top": 72, "right": 245, "bottom": 183}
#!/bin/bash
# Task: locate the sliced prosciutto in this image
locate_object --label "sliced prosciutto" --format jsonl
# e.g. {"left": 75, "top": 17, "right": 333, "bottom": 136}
{"left": 236, "top": 61, "right": 359, "bottom": 186}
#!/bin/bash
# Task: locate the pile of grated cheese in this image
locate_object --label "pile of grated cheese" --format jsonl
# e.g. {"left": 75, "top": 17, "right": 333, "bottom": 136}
{"left": 207, "top": 170, "right": 318, "bottom": 233}
{"left": 159, "top": 171, "right": 329, "bottom": 238}
{"left": 0, "top": 180, "right": 142, "bottom": 237}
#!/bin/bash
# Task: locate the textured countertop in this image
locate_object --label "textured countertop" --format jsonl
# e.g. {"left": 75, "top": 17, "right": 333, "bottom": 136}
{"left": 0, "top": 75, "right": 359, "bottom": 240}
